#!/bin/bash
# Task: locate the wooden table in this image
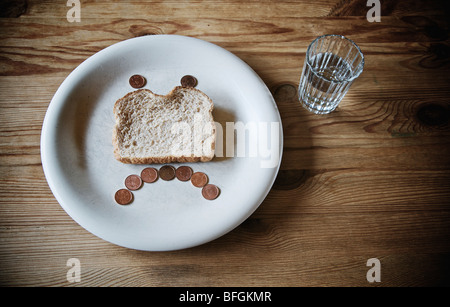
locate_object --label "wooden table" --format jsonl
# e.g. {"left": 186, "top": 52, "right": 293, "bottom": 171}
{"left": 1, "top": 0, "right": 449, "bottom": 287}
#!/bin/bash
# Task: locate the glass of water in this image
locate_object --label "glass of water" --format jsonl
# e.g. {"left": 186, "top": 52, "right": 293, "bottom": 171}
{"left": 298, "top": 34, "right": 364, "bottom": 114}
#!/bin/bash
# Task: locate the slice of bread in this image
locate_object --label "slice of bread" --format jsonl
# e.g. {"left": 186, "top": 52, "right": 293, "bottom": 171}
{"left": 113, "top": 86, "right": 216, "bottom": 164}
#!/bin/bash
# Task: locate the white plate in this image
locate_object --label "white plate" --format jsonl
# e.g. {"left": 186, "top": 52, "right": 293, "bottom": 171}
{"left": 41, "top": 35, "right": 283, "bottom": 251}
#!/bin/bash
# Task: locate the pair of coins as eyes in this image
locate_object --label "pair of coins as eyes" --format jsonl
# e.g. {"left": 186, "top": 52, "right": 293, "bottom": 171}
{"left": 130, "top": 74, "right": 197, "bottom": 89}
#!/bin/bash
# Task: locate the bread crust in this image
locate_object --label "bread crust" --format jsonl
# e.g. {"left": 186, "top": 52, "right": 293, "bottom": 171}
{"left": 112, "top": 86, "right": 216, "bottom": 164}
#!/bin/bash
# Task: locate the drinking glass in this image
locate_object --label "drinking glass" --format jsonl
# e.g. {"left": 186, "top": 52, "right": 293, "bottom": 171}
{"left": 298, "top": 34, "right": 365, "bottom": 114}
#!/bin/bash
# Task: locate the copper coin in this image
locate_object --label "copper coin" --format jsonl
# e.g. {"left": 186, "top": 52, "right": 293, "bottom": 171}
{"left": 159, "top": 165, "right": 176, "bottom": 181}
{"left": 191, "top": 172, "right": 208, "bottom": 188}
{"left": 129, "top": 74, "right": 146, "bottom": 88}
{"left": 202, "top": 184, "right": 220, "bottom": 200}
{"left": 115, "top": 189, "right": 133, "bottom": 205}
{"left": 175, "top": 166, "right": 193, "bottom": 181}
{"left": 141, "top": 167, "right": 158, "bottom": 183}
{"left": 180, "top": 75, "right": 197, "bottom": 87}
{"left": 124, "top": 174, "right": 142, "bottom": 190}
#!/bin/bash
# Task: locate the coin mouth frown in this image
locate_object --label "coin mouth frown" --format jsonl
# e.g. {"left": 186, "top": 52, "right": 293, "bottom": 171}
{"left": 114, "top": 165, "right": 220, "bottom": 205}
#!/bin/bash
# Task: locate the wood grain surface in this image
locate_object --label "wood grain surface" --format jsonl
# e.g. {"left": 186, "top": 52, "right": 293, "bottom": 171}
{"left": 1, "top": 0, "right": 450, "bottom": 287}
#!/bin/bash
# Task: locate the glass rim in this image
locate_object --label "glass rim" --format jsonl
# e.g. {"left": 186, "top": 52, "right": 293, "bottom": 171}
{"left": 306, "top": 34, "right": 365, "bottom": 83}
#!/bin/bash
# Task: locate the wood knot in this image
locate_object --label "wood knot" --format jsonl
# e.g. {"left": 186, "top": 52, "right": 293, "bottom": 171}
{"left": 0, "top": 0, "right": 27, "bottom": 18}
{"left": 420, "top": 43, "right": 450, "bottom": 69}
{"left": 401, "top": 16, "right": 448, "bottom": 41}
{"left": 128, "top": 25, "right": 163, "bottom": 37}
{"left": 273, "top": 169, "right": 309, "bottom": 190}
{"left": 424, "top": 25, "right": 448, "bottom": 41}
{"left": 416, "top": 103, "right": 450, "bottom": 127}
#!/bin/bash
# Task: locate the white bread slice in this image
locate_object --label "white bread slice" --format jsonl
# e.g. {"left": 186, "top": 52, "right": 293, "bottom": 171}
{"left": 113, "top": 86, "right": 216, "bottom": 164}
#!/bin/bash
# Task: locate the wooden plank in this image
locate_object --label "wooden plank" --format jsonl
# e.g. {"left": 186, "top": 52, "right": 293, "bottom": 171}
{"left": 1, "top": 15, "right": 449, "bottom": 76}
{"left": 20, "top": 0, "right": 450, "bottom": 20}
{"left": 1, "top": 209, "right": 449, "bottom": 286}
{"left": 26, "top": 0, "right": 335, "bottom": 19}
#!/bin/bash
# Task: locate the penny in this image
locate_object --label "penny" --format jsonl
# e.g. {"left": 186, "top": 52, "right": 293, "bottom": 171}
{"left": 180, "top": 75, "right": 197, "bottom": 88}
{"left": 191, "top": 172, "right": 208, "bottom": 188}
{"left": 141, "top": 167, "right": 158, "bottom": 183}
{"left": 159, "top": 165, "right": 176, "bottom": 181}
{"left": 129, "top": 74, "right": 146, "bottom": 88}
{"left": 202, "top": 184, "right": 220, "bottom": 200}
{"left": 175, "top": 166, "right": 193, "bottom": 181}
{"left": 115, "top": 188, "right": 133, "bottom": 205}
{"left": 124, "top": 174, "right": 142, "bottom": 190}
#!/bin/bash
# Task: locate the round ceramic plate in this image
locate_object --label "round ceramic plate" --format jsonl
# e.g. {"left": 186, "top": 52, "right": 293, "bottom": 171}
{"left": 41, "top": 35, "right": 283, "bottom": 251}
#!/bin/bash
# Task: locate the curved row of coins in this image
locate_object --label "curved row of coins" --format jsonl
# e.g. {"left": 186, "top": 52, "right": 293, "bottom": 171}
{"left": 114, "top": 165, "right": 220, "bottom": 205}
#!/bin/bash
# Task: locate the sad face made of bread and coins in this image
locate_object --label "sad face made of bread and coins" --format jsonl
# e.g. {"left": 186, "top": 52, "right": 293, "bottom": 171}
{"left": 170, "top": 114, "right": 281, "bottom": 169}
